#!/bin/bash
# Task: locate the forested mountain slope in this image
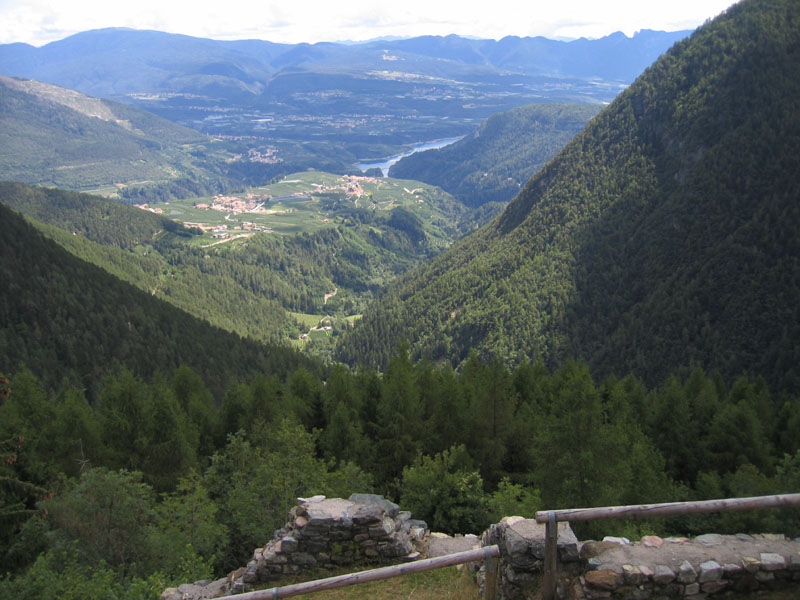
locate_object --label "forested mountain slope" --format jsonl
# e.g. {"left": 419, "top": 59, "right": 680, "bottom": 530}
{"left": 0, "top": 74, "right": 229, "bottom": 194}
{"left": 389, "top": 102, "right": 602, "bottom": 209}
{"left": 0, "top": 181, "right": 467, "bottom": 346}
{"left": 0, "top": 202, "right": 316, "bottom": 397}
{"left": 337, "top": 0, "right": 800, "bottom": 394}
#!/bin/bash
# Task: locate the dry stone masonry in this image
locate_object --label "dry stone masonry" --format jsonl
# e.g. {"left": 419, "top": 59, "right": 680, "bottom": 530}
{"left": 163, "top": 498, "right": 800, "bottom": 600}
{"left": 477, "top": 524, "right": 800, "bottom": 599}
{"left": 478, "top": 516, "right": 582, "bottom": 599}
{"left": 569, "top": 533, "right": 800, "bottom": 599}
{"left": 162, "top": 494, "right": 428, "bottom": 599}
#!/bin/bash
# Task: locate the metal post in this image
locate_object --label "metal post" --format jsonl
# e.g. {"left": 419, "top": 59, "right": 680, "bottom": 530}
{"left": 542, "top": 510, "right": 558, "bottom": 600}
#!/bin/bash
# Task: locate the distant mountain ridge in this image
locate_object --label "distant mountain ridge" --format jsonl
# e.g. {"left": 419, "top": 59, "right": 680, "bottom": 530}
{"left": 337, "top": 0, "right": 800, "bottom": 394}
{"left": 0, "top": 28, "right": 690, "bottom": 100}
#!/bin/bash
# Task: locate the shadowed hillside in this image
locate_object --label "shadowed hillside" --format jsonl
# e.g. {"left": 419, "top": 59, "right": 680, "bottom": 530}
{"left": 337, "top": 0, "right": 800, "bottom": 394}
{"left": 0, "top": 201, "right": 315, "bottom": 397}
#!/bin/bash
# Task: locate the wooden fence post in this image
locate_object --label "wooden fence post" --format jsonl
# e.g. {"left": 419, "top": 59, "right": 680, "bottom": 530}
{"left": 484, "top": 546, "right": 498, "bottom": 600}
{"left": 542, "top": 510, "right": 558, "bottom": 600}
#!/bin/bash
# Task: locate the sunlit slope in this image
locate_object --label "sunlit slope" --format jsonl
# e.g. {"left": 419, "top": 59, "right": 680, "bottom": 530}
{"left": 337, "top": 0, "right": 800, "bottom": 393}
{"left": 389, "top": 102, "right": 602, "bottom": 208}
{"left": 0, "top": 75, "right": 223, "bottom": 194}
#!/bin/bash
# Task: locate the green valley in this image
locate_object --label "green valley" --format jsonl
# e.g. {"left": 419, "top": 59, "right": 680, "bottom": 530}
{"left": 151, "top": 170, "right": 467, "bottom": 244}
{"left": 0, "top": 171, "right": 467, "bottom": 350}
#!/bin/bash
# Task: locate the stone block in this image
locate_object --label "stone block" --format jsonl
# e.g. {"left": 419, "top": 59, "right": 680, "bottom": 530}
{"left": 622, "top": 564, "right": 646, "bottom": 585}
{"left": 585, "top": 569, "right": 623, "bottom": 591}
{"left": 602, "top": 536, "right": 630, "bottom": 545}
{"left": 653, "top": 564, "right": 675, "bottom": 584}
{"left": 502, "top": 518, "right": 579, "bottom": 562}
{"left": 755, "top": 571, "right": 775, "bottom": 582}
{"left": 759, "top": 552, "right": 786, "bottom": 571}
{"left": 677, "top": 560, "right": 697, "bottom": 583}
{"left": 638, "top": 565, "right": 654, "bottom": 580}
{"left": 695, "top": 533, "right": 724, "bottom": 546}
{"left": 508, "top": 551, "right": 540, "bottom": 570}
{"left": 280, "top": 536, "right": 299, "bottom": 553}
{"left": 581, "top": 541, "right": 622, "bottom": 559}
{"left": 723, "top": 562, "right": 743, "bottom": 577}
{"left": 684, "top": 582, "right": 700, "bottom": 595}
{"left": 410, "top": 526, "right": 426, "bottom": 544}
{"left": 380, "top": 537, "right": 413, "bottom": 558}
{"left": 640, "top": 535, "right": 664, "bottom": 548}
{"left": 369, "top": 517, "right": 395, "bottom": 538}
{"left": 698, "top": 560, "right": 722, "bottom": 582}
{"left": 242, "top": 564, "right": 258, "bottom": 584}
{"left": 350, "top": 503, "right": 384, "bottom": 525}
{"left": 742, "top": 556, "right": 760, "bottom": 573}
{"left": 587, "top": 558, "right": 603, "bottom": 570}
{"left": 349, "top": 493, "right": 400, "bottom": 518}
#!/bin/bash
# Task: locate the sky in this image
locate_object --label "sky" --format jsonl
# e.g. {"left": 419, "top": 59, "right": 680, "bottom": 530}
{"left": 0, "top": 0, "right": 739, "bottom": 47}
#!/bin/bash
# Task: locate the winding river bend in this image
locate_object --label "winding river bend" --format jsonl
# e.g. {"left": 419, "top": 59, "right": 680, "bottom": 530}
{"left": 355, "top": 137, "right": 463, "bottom": 176}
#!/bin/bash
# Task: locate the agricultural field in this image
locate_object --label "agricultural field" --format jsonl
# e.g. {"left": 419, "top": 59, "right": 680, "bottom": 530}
{"left": 143, "top": 171, "right": 467, "bottom": 246}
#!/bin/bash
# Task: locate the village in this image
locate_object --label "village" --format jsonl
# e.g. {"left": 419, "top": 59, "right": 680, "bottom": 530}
{"left": 132, "top": 171, "right": 436, "bottom": 246}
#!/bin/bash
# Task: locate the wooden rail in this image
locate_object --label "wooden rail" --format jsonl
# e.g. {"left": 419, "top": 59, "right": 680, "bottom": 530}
{"left": 233, "top": 545, "right": 501, "bottom": 599}
{"left": 534, "top": 493, "right": 800, "bottom": 600}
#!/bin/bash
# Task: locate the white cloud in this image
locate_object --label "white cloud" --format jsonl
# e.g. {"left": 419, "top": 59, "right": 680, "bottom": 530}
{"left": 0, "top": 0, "right": 738, "bottom": 46}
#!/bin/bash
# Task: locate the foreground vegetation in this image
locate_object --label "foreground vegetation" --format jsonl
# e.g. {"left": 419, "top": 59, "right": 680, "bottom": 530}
{"left": 1, "top": 350, "right": 799, "bottom": 597}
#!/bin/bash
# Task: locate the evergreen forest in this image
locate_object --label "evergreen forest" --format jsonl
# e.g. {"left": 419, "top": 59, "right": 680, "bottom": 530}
{"left": 1, "top": 0, "right": 800, "bottom": 597}
{"left": 337, "top": 0, "right": 800, "bottom": 398}
{"left": 389, "top": 102, "right": 602, "bottom": 210}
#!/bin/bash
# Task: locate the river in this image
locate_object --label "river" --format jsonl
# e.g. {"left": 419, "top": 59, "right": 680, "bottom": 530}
{"left": 355, "top": 137, "right": 463, "bottom": 176}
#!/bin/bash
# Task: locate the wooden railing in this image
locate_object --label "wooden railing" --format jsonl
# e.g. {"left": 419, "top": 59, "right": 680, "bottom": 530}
{"left": 233, "top": 544, "right": 501, "bottom": 599}
{"left": 534, "top": 493, "right": 800, "bottom": 600}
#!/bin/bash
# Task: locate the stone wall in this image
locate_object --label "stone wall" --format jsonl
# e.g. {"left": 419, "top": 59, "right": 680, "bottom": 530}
{"left": 571, "top": 533, "right": 800, "bottom": 599}
{"left": 163, "top": 500, "right": 800, "bottom": 600}
{"left": 477, "top": 526, "right": 800, "bottom": 600}
{"left": 162, "top": 494, "right": 428, "bottom": 600}
{"left": 478, "top": 516, "right": 582, "bottom": 599}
